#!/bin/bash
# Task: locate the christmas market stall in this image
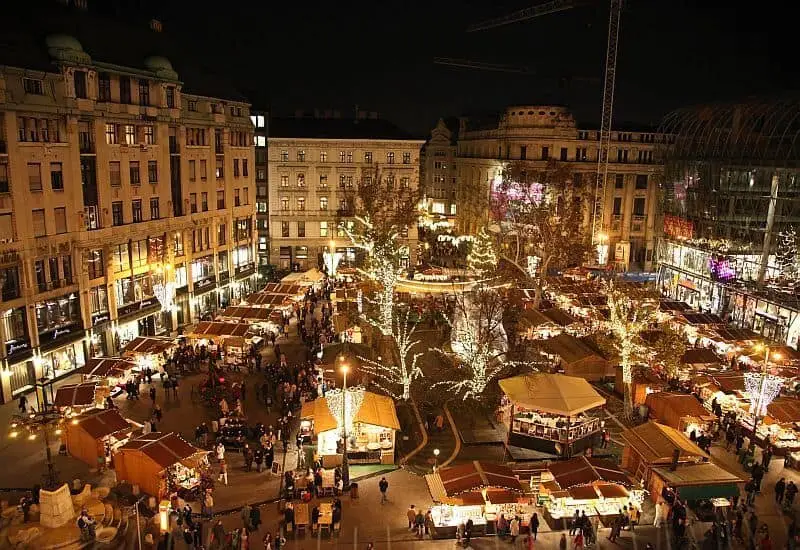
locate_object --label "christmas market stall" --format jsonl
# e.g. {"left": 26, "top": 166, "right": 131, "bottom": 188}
{"left": 114, "top": 432, "right": 209, "bottom": 500}
{"left": 279, "top": 269, "right": 323, "bottom": 287}
{"left": 76, "top": 357, "right": 137, "bottom": 395}
{"left": 752, "top": 397, "right": 800, "bottom": 456}
{"left": 645, "top": 392, "right": 716, "bottom": 434}
{"left": 615, "top": 368, "right": 668, "bottom": 409}
{"left": 698, "top": 373, "right": 746, "bottom": 413}
{"left": 121, "top": 336, "right": 176, "bottom": 373}
{"left": 540, "top": 456, "right": 638, "bottom": 528}
{"left": 54, "top": 383, "right": 104, "bottom": 415}
{"left": 424, "top": 461, "right": 525, "bottom": 539}
{"left": 64, "top": 407, "right": 138, "bottom": 469}
{"left": 541, "top": 334, "right": 612, "bottom": 382}
{"left": 516, "top": 309, "right": 561, "bottom": 341}
{"left": 680, "top": 348, "right": 724, "bottom": 373}
{"left": 300, "top": 387, "right": 399, "bottom": 467}
{"left": 185, "top": 321, "right": 251, "bottom": 365}
{"left": 499, "top": 373, "right": 606, "bottom": 456}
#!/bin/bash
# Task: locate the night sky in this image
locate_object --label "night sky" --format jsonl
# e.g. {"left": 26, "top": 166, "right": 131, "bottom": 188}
{"left": 37, "top": 0, "right": 800, "bottom": 135}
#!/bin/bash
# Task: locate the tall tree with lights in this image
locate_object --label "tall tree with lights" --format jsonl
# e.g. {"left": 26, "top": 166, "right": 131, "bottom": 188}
{"left": 340, "top": 166, "right": 420, "bottom": 335}
{"left": 776, "top": 226, "right": 798, "bottom": 281}
{"left": 467, "top": 226, "right": 498, "bottom": 277}
{"left": 491, "top": 160, "right": 593, "bottom": 306}
{"left": 605, "top": 281, "right": 659, "bottom": 416}
{"left": 359, "top": 309, "right": 424, "bottom": 400}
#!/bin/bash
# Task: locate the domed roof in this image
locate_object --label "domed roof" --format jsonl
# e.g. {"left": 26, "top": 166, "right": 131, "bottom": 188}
{"left": 46, "top": 34, "right": 91, "bottom": 64}
{"left": 144, "top": 56, "right": 178, "bottom": 80}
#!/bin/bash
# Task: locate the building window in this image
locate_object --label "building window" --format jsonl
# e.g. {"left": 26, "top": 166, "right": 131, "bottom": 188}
{"left": 109, "top": 161, "right": 121, "bottom": 186}
{"left": 23, "top": 77, "right": 44, "bottom": 95}
{"left": 281, "top": 221, "right": 290, "bottom": 238}
{"left": 612, "top": 197, "right": 622, "bottom": 216}
{"left": 123, "top": 124, "right": 136, "bottom": 145}
{"left": 297, "top": 150, "right": 306, "bottom": 162}
{"left": 98, "top": 73, "right": 111, "bottom": 101}
{"left": 297, "top": 221, "right": 305, "bottom": 238}
{"left": 217, "top": 190, "right": 225, "bottom": 209}
{"left": 138, "top": 79, "right": 150, "bottom": 106}
{"left": 28, "top": 163, "right": 42, "bottom": 191}
{"left": 201, "top": 192, "right": 208, "bottom": 212}
{"left": 281, "top": 151, "right": 289, "bottom": 162}
{"left": 52, "top": 207, "right": 66, "bottom": 234}
{"left": 243, "top": 159, "right": 248, "bottom": 177}
{"left": 173, "top": 233, "right": 184, "bottom": 257}
{"left": 215, "top": 157, "right": 224, "bottom": 179}
{"left": 281, "top": 175, "right": 289, "bottom": 187}
{"left": 364, "top": 151, "right": 373, "bottom": 164}
{"left": 120, "top": 77, "right": 131, "bottom": 103}
{"left": 319, "top": 175, "right": 328, "bottom": 188}
{"left": 233, "top": 158, "right": 240, "bottom": 177}
{"left": 541, "top": 146, "right": 549, "bottom": 160}
{"left": 87, "top": 249, "right": 104, "bottom": 279}
{"left": 105, "top": 123, "right": 118, "bottom": 145}
{"left": 148, "top": 161, "right": 158, "bottom": 183}
{"left": 190, "top": 193, "right": 197, "bottom": 213}
{"left": 560, "top": 147, "right": 568, "bottom": 161}
{"left": 297, "top": 197, "right": 305, "bottom": 211}
{"left": 166, "top": 87, "right": 175, "bottom": 108}
{"left": 320, "top": 196, "right": 328, "bottom": 210}
{"left": 234, "top": 189, "right": 241, "bottom": 207}
{"left": 403, "top": 152, "right": 411, "bottom": 164}
{"left": 112, "top": 202, "right": 123, "bottom": 226}
{"left": 346, "top": 151, "right": 353, "bottom": 163}
{"left": 339, "top": 151, "right": 346, "bottom": 163}
{"left": 281, "top": 197, "right": 289, "bottom": 211}
{"left": 189, "top": 160, "right": 196, "bottom": 182}
{"left": 635, "top": 174, "right": 648, "bottom": 189}
{"left": 633, "top": 197, "right": 646, "bottom": 216}
{"left": 339, "top": 174, "right": 346, "bottom": 189}
{"left": 297, "top": 173, "right": 305, "bottom": 187}
{"left": 188, "top": 100, "right": 197, "bottom": 112}
{"left": 320, "top": 221, "right": 329, "bottom": 237}
{"left": 615, "top": 174, "right": 624, "bottom": 189}
{"left": 144, "top": 125, "right": 155, "bottom": 144}
{"left": 50, "top": 162, "right": 63, "bottom": 191}
{"left": 243, "top": 187, "right": 249, "bottom": 205}
{"left": 129, "top": 161, "right": 140, "bottom": 185}
{"left": 132, "top": 199, "right": 143, "bottom": 222}
{"left": 218, "top": 223, "right": 227, "bottom": 246}
{"left": 387, "top": 152, "right": 395, "bottom": 164}
{"left": 320, "top": 151, "right": 328, "bottom": 162}
{"left": 0, "top": 163, "right": 8, "bottom": 194}
{"left": 200, "top": 160, "right": 207, "bottom": 180}
{"left": 73, "top": 71, "right": 87, "bottom": 99}
{"left": 150, "top": 197, "right": 160, "bottom": 219}
{"left": 32, "top": 209, "right": 46, "bottom": 237}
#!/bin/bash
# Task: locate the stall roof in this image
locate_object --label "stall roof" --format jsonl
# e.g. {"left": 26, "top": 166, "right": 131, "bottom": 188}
{"left": 262, "top": 282, "right": 307, "bottom": 295}
{"left": 299, "top": 389, "right": 400, "bottom": 434}
{"left": 681, "top": 348, "right": 721, "bottom": 365}
{"left": 118, "top": 432, "right": 204, "bottom": 470}
{"left": 568, "top": 485, "right": 600, "bottom": 500}
{"left": 680, "top": 313, "right": 725, "bottom": 326}
{"left": 518, "top": 309, "right": 556, "bottom": 330}
{"left": 485, "top": 490, "right": 518, "bottom": 504}
{"left": 280, "top": 268, "right": 324, "bottom": 285}
{"left": 122, "top": 336, "right": 175, "bottom": 356}
{"left": 711, "top": 327, "right": 762, "bottom": 343}
{"left": 499, "top": 373, "right": 606, "bottom": 416}
{"left": 652, "top": 462, "right": 743, "bottom": 487}
{"left": 542, "top": 333, "right": 606, "bottom": 365}
{"left": 660, "top": 300, "right": 692, "bottom": 312}
{"left": 596, "top": 483, "right": 629, "bottom": 499}
{"left": 245, "top": 293, "right": 291, "bottom": 307}
{"left": 76, "top": 357, "right": 136, "bottom": 378}
{"left": 747, "top": 345, "right": 800, "bottom": 365}
{"left": 767, "top": 397, "right": 800, "bottom": 424}
{"left": 645, "top": 392, "right": 716, "bottom": 422}
{"left": 621, "top": 422, "right": 708, "bottom": 464}
{"left": 711, "top": 373, "right": 745, "bottom": 393}
{"left": 541, "top": 309, "right": 577, "bottom": 327}
{"left": 187, "top": 321, "right": 250, "bottom": 338}
{"left": 218, "top": 306, "right": 276, "bottom": 322}
{"left": 435, "top": 461, "right": 523, "bottom": 496}
{"left": 54, "top": 383, "right": 97, "bottom": 407}
{"left": 72, "top": 408, "right": 132, "bottom": 439}
{"left": 548, "top": 456, "right": 631, "bottom": 488}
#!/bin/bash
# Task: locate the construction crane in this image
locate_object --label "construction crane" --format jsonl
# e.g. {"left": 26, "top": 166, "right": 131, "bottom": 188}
{"left": 468, "top": 0, "right": 624, "bottom": 249}
{"left": 433, "top": 57, "right": 534, "bottom": 74}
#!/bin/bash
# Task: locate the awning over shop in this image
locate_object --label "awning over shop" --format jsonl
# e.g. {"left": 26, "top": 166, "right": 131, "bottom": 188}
{"left": 262, "top": 282, "right": 307, "bottom": 295}
{"left": 186, "top": 321, "right": 250, "bottom": 339}
{"left": 541, "top": 334, "right": 606, "bottom": 366}
{"left": 245, "top": 293, "right": 291, "bottom": 307}
{"left": 645, "top": 392, "right": 716, "bottom": 429}
{"left": 653, "top": 462, "right": 743, "bottom": 499}
{"left": 548, "top": 456, "right": 631, "bottom": 488}
{"left": 681, "top": 348, "right": 722, "bottom": 366}
{"left": 767, "top": 397, "right": 800, "bottom": 424}
{"left": 72, "top": 407, "right": 133, "bottom": 439}
{"left": 118, "top": 432, "right": 206, "bottom": 470}
{"left": 300, "top": 389, "right": 400, "bottom": 435}
{"left": 499, "top": 373, "right": 606, "bottom": 416}
{"left": 674, "top": 484, "right": 740, "bottom": 500}
{"left": 432, "top": 461, "right": 523, "bottom": 496}
{"left": 568, "top": 485, "right": 600, "bottom": 500}
{"left": 596, "top": 483, "right": 629, "bottom": 499}
{"left": 77, "top": 357, "right": 137, "bottom": 378}
{"left": 217, "top": 306, "right": 277, "bottom": 322}
{"left": 121, "top": 336, "right": 175, "bottom": 356}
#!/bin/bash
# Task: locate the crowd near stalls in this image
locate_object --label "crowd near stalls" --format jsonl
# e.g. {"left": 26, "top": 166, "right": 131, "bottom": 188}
{"left": 185, "top": 321, "right": 253, "bottom": 366}
{"left": 121, "top": 336, "right": 176, "bottom": 373}
{"left": 498, "top": 374, "right": 606, "bottom": 457}
{"left": 63, "top": 407, "right": 139, "bottom": 469}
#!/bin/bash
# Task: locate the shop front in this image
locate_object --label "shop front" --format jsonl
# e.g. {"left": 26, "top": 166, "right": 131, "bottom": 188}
{"left": 3, "top": 305, "right": 34, "bottom": 398}
{"left": 39, "top": 331, "right": 87, "bottom": 382}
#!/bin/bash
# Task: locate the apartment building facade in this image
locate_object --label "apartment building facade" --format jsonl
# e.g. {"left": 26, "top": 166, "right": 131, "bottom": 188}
{"left": 0, "top": 34, "right": 257, "bottom": 402}
{"left": 268, "top": 116, "right": 424, "bottom": 271}
{"left": 454, "top": 106, "right": 663, "bottom": 270}
{"left": 420, "top": 118, "right": 459, "bottom": 223}
{"left": 251, "top": 111, "right": 269, "bottom": 276}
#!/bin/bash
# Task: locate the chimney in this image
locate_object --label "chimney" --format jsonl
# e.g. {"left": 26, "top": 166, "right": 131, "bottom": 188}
{"left": 150, "top": 19, "right": 163, "bottom": 32}
{"left": 670, "top": 448, "right": 680, "bottom": 471}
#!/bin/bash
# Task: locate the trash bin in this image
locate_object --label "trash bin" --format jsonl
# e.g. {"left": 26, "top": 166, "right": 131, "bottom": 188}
{"left": 349, "top": 483, "right": 359, "bottom": 499}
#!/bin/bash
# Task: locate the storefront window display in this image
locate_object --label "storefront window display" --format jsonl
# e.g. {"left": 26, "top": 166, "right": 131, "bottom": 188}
{"left": 89, "top": 286, "right": 109, "bottom": 321}
{"left": 42, "top": 341, "right": 86, "bottom": 379}
{"left": 3, "top": 307, "right": 30, "bottom": 357}
{"left": 116, "top": 321, "right": 140, "bottom": 349}
{"left": 193, "top": 293, "right": 217, "bottom": 321}
{"left": 233, "top": 245, "right": 253, "bottom": 269}
{"left": 35, "top": 293, "right": 80, "bottom": 334}
{"left": 115, "top": 274, "right": 154, "bottom": 307}
{"left": 191, "top": 256, "right": 214, "bottom": 283}
{"left": 174, "top": 264, "right": 188, "bottom": 289}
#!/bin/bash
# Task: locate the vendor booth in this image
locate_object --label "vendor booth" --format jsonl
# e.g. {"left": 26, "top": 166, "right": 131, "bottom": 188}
{"left": 499, "top": 373, "right": 606, "bottom": 456}
{"left": 76, "top": 357, "right": 137, "bottom": 396}
{"left": 54, "top": 383, "right": 104, "bottom": 414}
{"left": 186, "top": 321, "right": 251, "bottom": 365}
{"left": 753, "top": 397, "right": 800, "bottom": 455}
{"left": 64, "top": 407, "right": 137, "bottom": 469}
{"left": 542, "top": 334, "right": 611, "bottom": 382}
{"left": 114, "top": 432, "right": 209, "bottom": 499}
{"left": 300, "top": 387, "right": 399, "bottom": 466}
{"left": 540, "top": 456, "right": 637, "bottom": 528}
{"left": 681, "top": 348, "right": 723, "bottom": 372}
{"left": 615, "top": 369, "right": 668, "bottom": 408}
{"left": 217, "top": 306, "right": 281, "bottom": 326}
{"left": 424, "top": 461, "right": 526, "bottom": 539}
{"left": 245, "top": 292, "right": 291, "bottom": 308}
{"left": 645, "top": 392, "right": 716, "bottom": 434}
{"left": 280, "top": 269, "right": 324, "bottom": 286}
{"left": 650, "top": 462, "right": 743, "bottom": 507}
{"left": 121, "top": 336, "right": 176, "bottom": 373}
{"left": 517, "top": 309, "right": 561, "bottom": 341}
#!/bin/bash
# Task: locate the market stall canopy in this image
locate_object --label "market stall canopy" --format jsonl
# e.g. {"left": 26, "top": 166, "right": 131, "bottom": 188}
{"left": 186, "top": 321, "right": 250, "bottom": 339}
{"left": 568, "top": 485, "right": 601, "bottom": 500}
{"left": 681, "top": 348, "right": 722, "bottom": 366}
{"left": 71, "top": 408, "right": 133, "bottom": 439}
{"left": 262, "top": 282, "right": 307, "bottom": 295}
{"left": 621, "top": 422, "right": 708, "bottom": 465}
{"left": 54, "top": 383, "right": 97, "bottom": 408}
{"left": 122, "top": 336, "right": 175, "bottom": 356}
{"left": 542, "top": 334, "right": 608, "bottom": 366}
{"left": 434, "top": 461, "right": 523, "bottom": 496}
{"left": 596, "top": 483, "right": 629, "bottom": 499}
{"left": 766, "top": 397, "right": 800, "bottom": 424}
{"left": 218, "top": 306, "right": 277, "bottom": 322}
{"left": 280, "top": 268, "right": 323, "bottom": 285}
{"left": 548, "top": 456, "right": 632, "bottom": 488}
{"left": 645, "top": 392, "right": 716, "bottom": 428}
{"left": 499, "top": 373, "right": 606, "bottom": 416}
{"left": 652, "top": 462, "right": 743, "bottom": 499}
{"left": 76, "top": 357, "right": 136, "bottom": 378}
{"left": 517, "top": 309, "right": 556, "bottom": 330}
{"left": 245, "top": 293, "right": 290, "bottom": 307}
{"left": 118, "top": 432, "right": 205, "bottom": 470}
{"left": 299, "top": 389, "right": 400, "bottom": 435}
{"left": 711, "top": 373, "right": 745, "bottom": 394}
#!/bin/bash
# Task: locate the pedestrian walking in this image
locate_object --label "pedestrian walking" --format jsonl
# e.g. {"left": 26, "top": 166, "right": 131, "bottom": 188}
{"left": 530, "top": 513, "right": 539, "bottom": 541}
{"left": 149, "top": 386, "right": 156, "bottom": 401}
{"left": 776, "top": 477, "right": 786, "bottom": 504}
{"left": 218, "top": 459, "right": 228, "bottom": 485}
{"left": 378, "top": 476, "right": 389, "bottom": 503}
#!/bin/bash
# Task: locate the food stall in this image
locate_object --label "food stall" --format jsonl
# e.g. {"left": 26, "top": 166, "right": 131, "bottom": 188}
{"left": 645, "top": 392, "right": 716, "bottom": 434}
{"left": 499, "top": 373, "right": 606, "bottom": 456}
{"left": 701, "top": 373, "right": 746, "bottom": 413}
{"left": 300, "top": 387, "right": 399, "bottom": 466}
{"left": 54, "top": 383, "right": 104, "bottom": 415}
{"left": 217, "top": 306, "right": 282, "bottom": 334}
{"left": 121, "top": 336, "right": 176, "bottom": 373}
{"left": 750, "top": 397, "right": 800, "bottom": 456}
{"left": 424, "top": 461, "right": 526, "bottom": 539}
{"left": 76, "top": 357, "right": 137, "bottom": 396}
{"left": 64, "top": 407, "right": 138, "bottom": 469}
{"left": 114, "top": 432, "right": 209, "bottom": 500}
{"left": 620, "top": 421, "right": 710, "bottom": 501}
{"left": 541, "top": 334, "right": 612, "bottom": 382}
{"left": 186, "top": 321, "right": 251, "bottom": 365}
{"left": 540, "top": 456, "right": 637, "bottom": 528}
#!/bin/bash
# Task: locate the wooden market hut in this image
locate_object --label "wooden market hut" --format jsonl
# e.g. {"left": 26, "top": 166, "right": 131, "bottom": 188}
{"left": 54, "top": 383, "right": 102, "bottom": 411}
{"left": 542, "top": 333, "right": 611, "bottom": 382}
{"left": 76, "top": 357, "right": 136, "bottom": 382}
{"left": 650, "top": 462, "right": 743, "bottom": 503}
{"left": 645, "top": 392, "right": 716, "bottom": 432}
{"left": 64, "top": 408, "right": 135, "bottom": 468}
{"left": 681, "top": 348, "right": 723, "bottom": 371}
{"left": 516, "top": 310, "right": 560, "bottom": 340}
{"left": 121, "top": 336, "right": 175, "bottom": 358}
{"left": 186, "top": 321, "right": 250, "bottom": 340}
{"left": 114, "top": 432, "right": 207, "bottom": 498}
{"left": 614, "top": 368, "right": 668, "bottom": 408}
{"left": 217, "top": 306, "right": 279, "bottom": 324}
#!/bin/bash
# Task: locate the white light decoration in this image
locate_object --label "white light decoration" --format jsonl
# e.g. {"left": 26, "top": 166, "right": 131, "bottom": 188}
{"left": 360, "top": 309, "right": 423, "bottom": 400}
{"left": 325, "top": 386, "right": 365, "bottom": 436}
{"left": 744, "top": 372, "right": 783, "bottom": 417}
{"left": 323, "top": 250, "right": 344, "bottom": 277}
{"left": 153, "top": 281, "right": 176, "bottom": 313}
{"left": 526, "top": 256, "right": 540, "bottom": 278}
{"left": 356, "top": 289, "right": 363, "bottom": 314}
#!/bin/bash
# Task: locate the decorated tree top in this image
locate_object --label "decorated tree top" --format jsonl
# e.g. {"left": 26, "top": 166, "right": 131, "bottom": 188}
{"left": 467, "top": 227, "right": 498, "bottom": 276}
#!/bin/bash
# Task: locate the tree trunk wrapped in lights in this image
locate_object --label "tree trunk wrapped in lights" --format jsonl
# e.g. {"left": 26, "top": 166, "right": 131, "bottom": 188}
{"left": 359, "top": 308, "right": 423, "bottom": 400}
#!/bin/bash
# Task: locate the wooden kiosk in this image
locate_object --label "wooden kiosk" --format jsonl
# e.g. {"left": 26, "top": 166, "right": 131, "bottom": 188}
{"left": 64, "top": 408, "right": 137, "bottom": 469}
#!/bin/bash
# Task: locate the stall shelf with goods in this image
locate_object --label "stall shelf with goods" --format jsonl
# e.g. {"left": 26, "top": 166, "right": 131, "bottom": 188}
{"left": 300, "top": 387, "right": 399, "bottom": 466}
{"left": 424, "top": 461, "right": 526, "bottom": 539}
{"left": 114, "top": 432, "right": 209, "bottom": 500}
{"left": 645, "top": 392, "right": 716, "bottom": 434}
{"left": 541, "top": 334, "right": 612, "bottom": 382}
{"left": 64, "top": 407, "right": 138, "bottom": 469}
{"left": 498, "top": 373, "right": 606, "bottom": 456}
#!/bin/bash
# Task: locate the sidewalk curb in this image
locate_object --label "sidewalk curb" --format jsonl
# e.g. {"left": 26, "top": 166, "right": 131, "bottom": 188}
{"left": 398, "top": 398, "right": 428, "bottom": 466}
{"left": 440, "top": 402, "right": 461, "bottom": 468}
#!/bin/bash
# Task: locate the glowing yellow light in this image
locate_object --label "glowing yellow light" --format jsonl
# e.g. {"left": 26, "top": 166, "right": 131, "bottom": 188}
{"left": 754, "top": 344, "right": 764, "bottom": 353}
{"left": 340, "top": 364, "right": 349, "bottom": 374}
{"left": 772, "top": 352, "right": 782, "bottom": 361}
{"left": 9, "top": 431, "right": 18, "bottom": 438}
{"left": 54, "top": 429, "right": 62, "bottom": 435}
{"left": 27, "top": 433, "right": 36, "bottom": 441}
{"left": 71, "top": 419, "right": 79, "bottom": 425}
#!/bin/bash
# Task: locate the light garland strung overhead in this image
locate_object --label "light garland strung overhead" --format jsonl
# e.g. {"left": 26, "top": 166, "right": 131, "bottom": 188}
{"left": 744, "top": 372, "right": 783, "bottom": 417}
{"left": 325, "top": 386, "right": 366, "bottom": 436}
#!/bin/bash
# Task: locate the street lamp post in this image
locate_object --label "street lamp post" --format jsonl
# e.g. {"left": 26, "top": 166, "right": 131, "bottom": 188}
{"left": 433, "top": 448, "right": 440, "bottom": 472}
{"left": 341, "top": 364, "right": 350, "bottom": 489}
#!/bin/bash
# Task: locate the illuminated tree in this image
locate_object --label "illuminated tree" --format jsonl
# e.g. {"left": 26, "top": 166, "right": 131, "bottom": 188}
{"left": 492, "top": 160, "right": 592, "bottom": 306}
{"left": 776, "top": 226, "right": 798, "bottom": 280}
{"left": 605, "top": 281, "right": 659, "bottom": 416}
{"left": 467, "top": 226, "right": 498, "bottom": 277}
{"left": 340, "top": 166, "right": 420, "bottom": 334}
{"left": 359, "top": 309, "right": 423, "bottom": 400}
{"left": 650, "top": 324, "right": 687, "bottom": 380}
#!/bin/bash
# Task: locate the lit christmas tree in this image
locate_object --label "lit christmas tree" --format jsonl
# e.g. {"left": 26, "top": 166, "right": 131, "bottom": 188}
{"left": 467, "top": 227, "right": 498, "bottom": 277}
{"left": 776, "top": 226, "right": 798, "bottom": 281}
